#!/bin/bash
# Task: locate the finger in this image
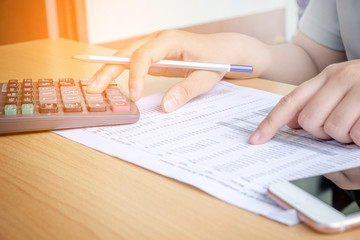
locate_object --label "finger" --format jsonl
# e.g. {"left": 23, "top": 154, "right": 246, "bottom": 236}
{"left": 147, "top": 66, "right": 188, "bottom": 78}
{"left": 161, "top": 70, "right": 224, "bottom": 112}
{"left": 87, "top": 64, "right": 126, "bottom": 93}
{"left": 324, "top": 83, "right": 360, "bottom": 143}
{"left": 324, "top": 172, "right": 348, "bottom": 189}
{"left": 287, "top": 112, "right": 301, "bottom": 129}
{"left": 128, "top": 31, "right": 186, "bottom": 101}
{"left": 87, "top": 33, "right": 159, "bottom": 93}
{"left": 249, "top": 75, "right": 326, "bottom": 145}
{"left": 298, "top": 74, "right": 358, "bottom": 140}
{"left": 325, "top": 169, "right": 360, "bottom": 190}
{"left": 350, "top": 118, "right": 360, "bottom": 146}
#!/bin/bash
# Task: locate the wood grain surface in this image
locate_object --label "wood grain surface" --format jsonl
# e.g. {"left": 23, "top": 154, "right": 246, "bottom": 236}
{"left": 0, "top": 39, "right": 359, "bottom": 240}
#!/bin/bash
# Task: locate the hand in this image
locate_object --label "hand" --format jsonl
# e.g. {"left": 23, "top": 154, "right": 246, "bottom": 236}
{"left": 324, "top": 167, "right": 360, "bottom": 190}
{"left": 87, "top": 30, "right": 263, "bottom": 112}
{"left": 250, "top": 60, "right": 360, "bottom": 146}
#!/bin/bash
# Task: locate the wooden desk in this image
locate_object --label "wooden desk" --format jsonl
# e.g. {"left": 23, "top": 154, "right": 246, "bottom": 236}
{"left": 0, "top": 39, "right": 358, "bottom": 240}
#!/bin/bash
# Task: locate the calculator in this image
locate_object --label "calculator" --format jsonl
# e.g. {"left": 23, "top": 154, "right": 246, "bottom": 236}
{"left": 0, "top": 78, "right": 140, "bottom": 134}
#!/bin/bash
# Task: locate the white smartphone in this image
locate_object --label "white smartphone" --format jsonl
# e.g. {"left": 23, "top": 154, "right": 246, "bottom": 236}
{"left": 267, "top": 166, "right": 360, "bottom": 234}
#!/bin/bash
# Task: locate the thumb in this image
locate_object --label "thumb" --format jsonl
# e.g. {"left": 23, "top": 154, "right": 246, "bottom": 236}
{"left": 161, "top": 70, "right": 224, "bottom": 112}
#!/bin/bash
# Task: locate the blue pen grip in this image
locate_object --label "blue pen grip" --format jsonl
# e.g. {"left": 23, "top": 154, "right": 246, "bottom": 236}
{"left": 230, "top": 64, "right": 253, "bottom": 73}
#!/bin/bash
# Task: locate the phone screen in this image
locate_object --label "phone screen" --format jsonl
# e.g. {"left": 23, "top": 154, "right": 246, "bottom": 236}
{"left": 290, "top": 167, "right": 360, "bottom": 216}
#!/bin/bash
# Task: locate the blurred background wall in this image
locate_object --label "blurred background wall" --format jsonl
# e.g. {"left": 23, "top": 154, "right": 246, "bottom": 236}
{"left": 0, "top": 0, "right": 299, "bottom": 47}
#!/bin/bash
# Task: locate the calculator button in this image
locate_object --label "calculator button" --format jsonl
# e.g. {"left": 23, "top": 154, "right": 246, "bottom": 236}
{"left": 22, "top": 87, "right": 33, "bottom": 92}
{"left": 105, "top": 88, "right": 122, "bottom": 96}
{"left": 39, "top": 96, "right": 57, "bottom": 104}
{"left": 6, "top": 92, "right": 17, "bottom": 97}
{"left": 23, "top": 82, "right": 32, "bottom": 87}
{"left": 8, "top": 79, "right": 18, "bottom": 83}
{"left": 59, "top": 80, "right": 75, "bottom": 87}
{"left": 107, "top": 95, "right": 126, "bottom": 103}
{"left": 111, "top": 101, "right": 130, "bottom": 112}
{"left": 63, "top": 102, "right": 82, "bottom": 112}
{"left": 60, "top": 90, "right": 79, "bottom": 95}
{"left": 59, "top": 82, "right": 75, "bottom": 87}
{"left": 59, "top": 78, "right": 74, "bottom": 83}
{"left": 85, "top": 94, "right": 104, "bottom": 103}
{"left": 7, "top": 83, "right": 18, "bottom": 88}
{"left": 60, "top": 86, "right": 78, "bottom": 91}
{"left": 38, "top": 82, "right": 54, "bottom": 87}
{"left": 21, "top": 104, "right": 34, "bottom": 114}
{"left": 23, "top": 91, "right": 33, "bottom": 97}
{"left": 22, "top": 97, "right": 33, "bottom": 104}
{"left": 4, "top": 105, "right": 17, "bottom": 115}
{"left": 87, "top": 102, "right": 106, "bottom": 112}
{"left": 23, "top": 79, "right": 32, "bottom": 83}
{"left": 6, "top": 97, "right": 18, "bottom": 104}
{"left": 62, "top": 95, "right": 81, "bottom": 103}
{"left": 39, "top": 103, "right": 58, "bottom": 113}
{"left": 7, "top": 87, "right": 18, "bottom": 93}
{"left": 38, "top": 86, "right": 55, "bottom": 91}
{"left": 83, "top": 92, "right": 102, "bottom": 97}
{"left": 38, "top": 79, "right": 53, "bottom": 83}
{"left": 39, "top": 90, "right": 56, "bottom": 96}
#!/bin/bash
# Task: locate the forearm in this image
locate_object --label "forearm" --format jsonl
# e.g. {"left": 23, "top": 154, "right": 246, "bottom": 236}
{"left": 263, "top": 31, "right": 347, "bottom": 85}
{"left": 224, "top": 37, "right": 319, "bottom": 84}
{"left": 225, "top": 31, "right": 347, "bottom": 85}
{"left": 261, "top": 43, "right": 319, "bottom": 85}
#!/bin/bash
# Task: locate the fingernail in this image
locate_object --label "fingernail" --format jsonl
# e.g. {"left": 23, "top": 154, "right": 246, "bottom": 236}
{"left": 163, "top": 95, "right": 178, "bottom": 112}
{"left": 130, "top": 88, "right": 137, "bottom": 101}
{"left": 249, "top": 130, "right": 261, "bottom": 144}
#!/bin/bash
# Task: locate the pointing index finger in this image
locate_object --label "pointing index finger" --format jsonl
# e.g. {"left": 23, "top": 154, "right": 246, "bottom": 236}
{"left": 249, "top": 91, "right": 302, "bottom": 144}
{"left": 249, "top": 77, "right": 323, "bottom": 145}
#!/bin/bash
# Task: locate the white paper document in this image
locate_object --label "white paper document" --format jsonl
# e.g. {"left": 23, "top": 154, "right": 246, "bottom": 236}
{"left": 55, "top": 81, "right": 360, "bottom": 225}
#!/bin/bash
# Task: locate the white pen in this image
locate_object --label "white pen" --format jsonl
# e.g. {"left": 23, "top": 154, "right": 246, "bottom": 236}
{"left": 72, "top": 55, "right": 253, "bottom": 73}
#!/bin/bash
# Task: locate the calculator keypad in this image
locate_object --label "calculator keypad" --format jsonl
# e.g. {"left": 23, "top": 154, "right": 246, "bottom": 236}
{"left": 0, "top": 78, "right": 140, "bottom": 134}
